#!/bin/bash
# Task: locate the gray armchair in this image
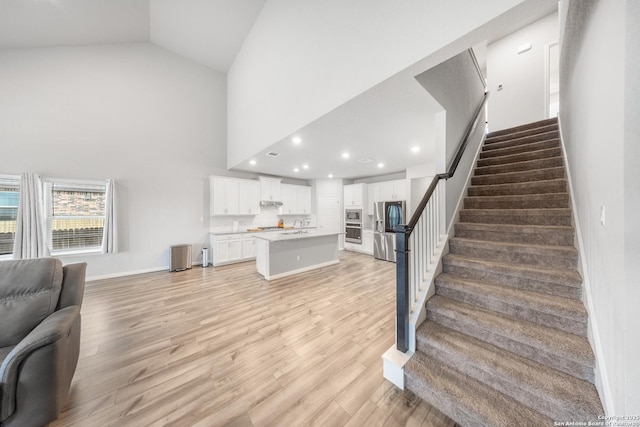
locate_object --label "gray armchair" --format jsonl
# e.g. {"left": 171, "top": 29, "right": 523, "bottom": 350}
{"left": 0, "top": 258, "right": 86, "bottom": 427}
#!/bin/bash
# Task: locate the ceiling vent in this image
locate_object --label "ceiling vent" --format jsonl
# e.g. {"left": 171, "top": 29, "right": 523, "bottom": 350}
{"left": 266, "top": 151, "right": 280, "bottom": 157}
{"left": 358, "top": 157, "right": 373, "bottom": 164}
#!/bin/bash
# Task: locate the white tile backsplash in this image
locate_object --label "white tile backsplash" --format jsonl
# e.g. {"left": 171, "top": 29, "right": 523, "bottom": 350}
{"left": 209, "top": 206, "right": 314, "bottom": 233}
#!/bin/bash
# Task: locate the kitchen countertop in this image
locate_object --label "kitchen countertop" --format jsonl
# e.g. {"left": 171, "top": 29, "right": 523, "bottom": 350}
{"left": 211, "top": 227, "right": 316, "bottom": 236}
{"left": 253, "top": 229, "right": 343, "bottom": 242}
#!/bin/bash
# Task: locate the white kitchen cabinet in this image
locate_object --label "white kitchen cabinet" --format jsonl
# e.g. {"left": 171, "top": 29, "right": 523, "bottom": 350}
{"left": 280, "top": 184, "right": 312, "bottom": 215}
{"left": 343, "top": 183, "right": 366, "bottom": 207}
{"left": 210, "top": 176, "right": 259, "bottom": 216}
{"left": 259, "top": 177, "right": 282, "bottom": 202}
{"left": 238, "top": 179, "right": 260, "bottom": 215}
{"left": 280, "top": 184, "right": 297, "bottom": 214}
{"left": 362, "top": 230, "right": 374, "bottom": 255}
{"left": 211, "top": 233, "right": 257, "bottom": 266}
{"left": 297, "top": 185, "right": 311, "bottom": 214}
{"left": 210, "top": 177, "right": 239, "bottom": 216}
{"left": 212, "top": 233, "right": 242, "bottom": 265}
{"left": 242, "top": 236, "right": 257, "bottom": 259}
{"left": 367, "top": 183, "right": 379, "bottom": 216}
{"left": 379, "top": 179, "right": 406, "bottom": 201}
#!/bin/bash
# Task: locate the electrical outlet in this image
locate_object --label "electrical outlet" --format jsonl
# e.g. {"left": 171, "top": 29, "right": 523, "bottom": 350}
{"left": 296, "top": 255, "right": 301, "bottom": 261}
{"left": 600, "top": 205, "right": 606, "bottom": 226}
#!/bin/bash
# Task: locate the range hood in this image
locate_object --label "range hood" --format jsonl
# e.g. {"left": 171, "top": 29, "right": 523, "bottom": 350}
{"left": 260, "top": 200, "right": 283, "bottom": 207}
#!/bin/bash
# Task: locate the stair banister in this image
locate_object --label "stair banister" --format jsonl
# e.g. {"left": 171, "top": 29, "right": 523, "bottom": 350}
{"left": 395, "top": 91, "right": 489, "bottom": 353}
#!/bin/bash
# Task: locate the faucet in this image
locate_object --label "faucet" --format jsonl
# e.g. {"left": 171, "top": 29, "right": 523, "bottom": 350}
{"left": 293, "top": 219, "right": 304, "bottom": 229}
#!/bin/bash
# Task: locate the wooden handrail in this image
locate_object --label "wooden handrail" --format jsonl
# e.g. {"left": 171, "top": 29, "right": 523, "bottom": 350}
{"left": 395, "top": 89, "right": 489, "bottom": 353}
{"left": 405, "top": 91, "right": 489, "bottom": 232}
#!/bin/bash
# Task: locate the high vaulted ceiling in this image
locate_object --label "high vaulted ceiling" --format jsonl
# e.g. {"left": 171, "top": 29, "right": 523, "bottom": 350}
{"left": 0, "top": 0, "right": 558, "bottom": 181}
{"left": 0, "top": 0, "right": 266, "bottom": 73}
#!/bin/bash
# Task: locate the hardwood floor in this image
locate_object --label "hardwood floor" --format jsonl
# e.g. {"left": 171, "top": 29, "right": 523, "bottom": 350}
{"left": 51, "top": 251, "right": 455, "bottom": 427}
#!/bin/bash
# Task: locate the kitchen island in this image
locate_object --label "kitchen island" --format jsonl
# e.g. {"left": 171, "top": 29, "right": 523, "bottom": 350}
{"left": 254, "top": 229, "right": 342, "bottom": 281}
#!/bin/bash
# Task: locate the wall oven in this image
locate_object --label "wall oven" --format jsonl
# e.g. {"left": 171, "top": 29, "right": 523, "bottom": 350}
{"left": 345, "top": 221, "right": 362, "bottom": 244}
{"left": 345, "top": 208, "right": 362, "bottom": 244}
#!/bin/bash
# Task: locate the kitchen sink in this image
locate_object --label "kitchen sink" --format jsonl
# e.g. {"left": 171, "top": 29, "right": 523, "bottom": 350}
{"left": 280, "top": 230, "right": 309, "bottom": 235}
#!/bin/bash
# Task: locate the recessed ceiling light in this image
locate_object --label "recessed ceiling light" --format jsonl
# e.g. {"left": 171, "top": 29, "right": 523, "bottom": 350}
{"left": 302, "top": 164, "right": 309, "bottom": 169}
{"left": 328, "top": 174, "right": 333, "bottom": 178}
{"left": 411, "top": 146, "right": 420, "bottom": 153}
{"left": 292, "top": 136, "right": 302, "bottom": 144}
{"left": 377, "top": 163, "right": 385, "bottom": 168}
{"left": 342, "top": 152, "right": 350, "bottom": 159}
{"left": 293, "top": 167, "right": 299, "bottom": 172}
{"left": 249, "top": 159, "right": 256, "bottom": 165}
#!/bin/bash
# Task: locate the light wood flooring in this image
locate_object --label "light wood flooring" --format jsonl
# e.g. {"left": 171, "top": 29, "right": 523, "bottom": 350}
{"left": 51, "top": 251, "right": 455, "bottom": 427}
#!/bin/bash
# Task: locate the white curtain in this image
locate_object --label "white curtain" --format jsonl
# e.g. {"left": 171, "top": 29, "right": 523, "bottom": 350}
{"left": 13, "top": 172, "right": 49, "bottom": 259}
{"left": 101, "top": 179, "right": 118, "bottom": 254}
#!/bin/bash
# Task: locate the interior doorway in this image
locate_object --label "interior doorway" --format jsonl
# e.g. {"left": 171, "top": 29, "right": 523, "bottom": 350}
{"left": 546, "top": 41, "right": 560, "bottom": 118}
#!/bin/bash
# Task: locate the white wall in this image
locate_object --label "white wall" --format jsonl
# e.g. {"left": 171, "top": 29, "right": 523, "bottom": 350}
{"left": 0, "top": 43, "right": 227, "bottom": 279}
{"left": 559, "top": 0, "right": 639, "bottom": 414}
{"left": 414, "top": 50, "right": 486, "bottom": 225}
{"left": 487, "top": 12, "right": 558, "bottom": 131}
{"left": 227, "top": 0, "right": 532, "bottom": 168}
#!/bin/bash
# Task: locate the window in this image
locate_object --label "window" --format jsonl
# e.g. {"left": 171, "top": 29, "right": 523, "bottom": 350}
{"left": 0, "top": 177, "right": 19, "bottom": 256}
{"left": 44, "top": 180, "right": 107, "bottom": 253}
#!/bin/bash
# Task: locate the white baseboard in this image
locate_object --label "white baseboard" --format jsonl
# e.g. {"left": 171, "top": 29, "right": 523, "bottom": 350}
{"left": 86, "top": 262, "right": 207, "bottom": 282}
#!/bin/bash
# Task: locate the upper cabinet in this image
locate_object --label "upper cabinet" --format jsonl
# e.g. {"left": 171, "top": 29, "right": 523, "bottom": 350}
{"left": 343, "top": 183, "right": 366, "bottom": 207}
{"left": 211, "top": 177, "right": 239, "bottom": 215}
{"left": 379, "top": 179, "right": 406, "bottom": 201}
{"left": 259, "top": 177, "right": 282, "bottom": 202}
{"left": 280, "top": 184, "right": 312, "bottom": 215}
{"left": 210, "top": 176, "right": 259, "bottom": 216}
{"left": 238, "top": 179, "right": 260, "bottom": 215}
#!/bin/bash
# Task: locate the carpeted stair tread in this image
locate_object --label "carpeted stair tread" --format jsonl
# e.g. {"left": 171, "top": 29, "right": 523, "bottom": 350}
{"left": 483, "top": 129, "right": 560, "bottom": 150}
{"left": 442, "top": 253, "right": 582, "bottom": 296}
{"left": 435, "top": 273, "right": 587, "bottom": 335}
{"left": 404, "top": 351, "right": 553, "bottom": 427}
{"left": 415, "top": 322, "right": 603, "bottom": 421}
{"left": 426, "top": 296, "right": 595, "bottom": 382}
{"left": 448, "top": 237, "right": 577, "bottom": 269}
{"left": 486, "top": 118, "right": 558, "bottom": 140}
{"left": 454, "top": 222, "right": 575, "bottom": 246}
{"left": 477, "top": 146, "right": 562, "bottom": 167}
{"left": 467, "top": 178, "right": 567, "bottom": 196}
{"left": 471, "top": 166, "right": 565, "bottom": 186}
{"left": 459, "top": 208, "right": 572, "bottom": 226}
{"left": 479, "top": 138, "right": 560, "bottom": 159}
{"left": 474, "top": 156, "right": 564, "bottom": 176}
{"left": 464, "top": 192, "right": 569, "bottom": 209}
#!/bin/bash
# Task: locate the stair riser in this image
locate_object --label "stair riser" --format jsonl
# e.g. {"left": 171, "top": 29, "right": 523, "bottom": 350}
{"left": 487, "top": 119, "right": 558, "bottom": 140}
{"left": 448, "top": 241, "right": 577, "bottom": 269}
{"left": 417, "top": 337, "right": 589, "bottom": 421}
{"left": 464, "top": 195, "right": 569, "bottom": 210}
{"left": 435, "top": 284, "right": 587, "bottom": 336}
{"left": 480, "top": 139, "right": 560, "bottom": 159}
{"left": 475, "top": 157, "right": 564, "bottom": 176}
{"left": 441, "top": 263, "right": 582, "bottom": 299}
{"left": 485, "top": 130, "right": 560, "bottom": 149}
{"left": 426, "top": 307, "right": 594, "bottom": 383}
{"left": 472, "top": 167, "right": 565, "bottom": 186}
{"left": 454, "top": 225, "right": 575, "bottom": 246}
{"left": 477, "top": 148, "right": 562, "bottom": 168}
{"left": 459, "top": 211, "right": 572, "bottom": 226}
{"left": 468, "top": 180, "right": 566, "bottom": 196}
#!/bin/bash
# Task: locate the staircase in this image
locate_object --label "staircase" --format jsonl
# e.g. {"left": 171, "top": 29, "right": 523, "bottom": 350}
{"left": 404, "top": 118, "right": 603, "bottom": 426}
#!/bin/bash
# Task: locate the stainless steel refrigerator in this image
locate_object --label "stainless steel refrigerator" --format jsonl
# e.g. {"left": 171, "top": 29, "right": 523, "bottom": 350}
{"left": 374, "top": 200, "right": 406, "bottom": 262}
